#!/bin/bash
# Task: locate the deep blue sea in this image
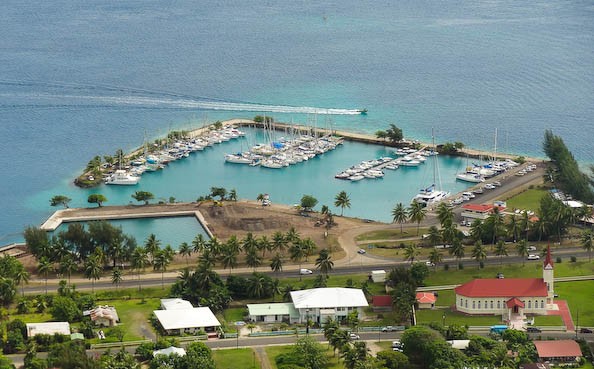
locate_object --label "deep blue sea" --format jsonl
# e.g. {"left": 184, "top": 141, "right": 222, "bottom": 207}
{"left": 1, "top": 1, "right": 593, "bottom": 244}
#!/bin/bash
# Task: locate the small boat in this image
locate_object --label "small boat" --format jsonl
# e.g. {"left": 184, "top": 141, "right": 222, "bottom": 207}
{"left": 349, "top": 174, "right": 364, "bottom": 181}
{"left": 358, "top": 108, "right": 368, "bottom": 115}
{"left": 105, "top": 170, "right": 140, "bottom": 185}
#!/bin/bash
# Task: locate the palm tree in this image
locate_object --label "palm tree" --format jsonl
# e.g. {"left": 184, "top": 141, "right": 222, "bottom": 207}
{"left": 469, "top": 219, "right": 484, "bottom": 243}
{"left": 271, "top": 278, "right": 281, "bottom": 302}
{"left": 111, "top": 267, "right": 123, "bottom": 290}
{"left": 220, "top": 242, "right": 238, "bottom": 275}
{"left": 494, "top": 240, "right": 508, "bottom": 266}
{"left": 270, "top": 253, "right": 284, "bottom": 277}
{"left": 407, "top": 200, "right": 427, "bottom": 236}
{"left": 246, "top": 249, "right": 262, "bottom": 272}
{"left": 300, "top": 238, "right": 317, "bottom": 261}
{"left": 144, "top": 234, "right": 161, "bottom": 262}
{"left": 37, "top": 257, "right": 52, "bottom": 295}
{"left": 449, "top": 239, "right": 465, "bottom": 269}
{"left": 153, "top": 249, "right": 172, "bottom": 288}
{"left": 334, "top": 191, "right": 351, "bottom": 216}
{"left": 520, "top": 211, "right": 531, "bottom": 240}
{"left": 507, "top": 214, "right": 521, "bottom": 242}
{"left": 428, "top": 249, "right": 442, "bottom": 270}
{"left": 228, "top": 189, "right": 237, "bottom": 201}
{"left": 391, "top": 203, "right": 408, "bottom": 233}
{"left": 441, "top": 223, "right": 459, "bottom": 245}
{"left": 427, "top": 226, "right": 441, "bottom": 247}
{"left": 207, "top": 236, "right": 222, "bottom": 259}
{"left": 242, "top": 233, "right": 259, "bottom": 255}
{"left": 130, "top": 247, "right": 149, "bottom": 291}
{"left": 486, "top": 207, "right": 505, "bottom": 247}
{"left": 315, "top": 249, "right": 334, "bottom": 276}
{"left": 516, "top": 239, "right": 529, "bottom": 265}
{"left": 178, "top": 242, "right": 192, "bottom": 265}
{"left": 194, "top": 262, "right": 217, "bottom": 290}
{"left": 285, "top": 227, "right": 301, "bottom": 246}
{"left": 581, "top": 230, "right": 593, "bottom": 261}
{"left": 258, "top": 236, "right": 272, "bottom": 258}
{"left": 272, "top": 232, "right": 288, "bottom": 253}
{"left": 436, "top": 202, "right": 454, "bottom": 228}
{"left": 14, "top": 263, "right": 30, "bottom": 297}
{"left": 289, "top": 243, "right": 306, "bottom": 280}
{"left": 247, "top": 274, "right": 266, "bottom": 298}
{"left": 192, "top": 234, "right": 207, "bottom": 255}
{"left": 403, "top": 244, "right": 419, "bottom": 263}
{"left": 84, "top": 255, "right": 102, "bottom": 293}
{"left": 281, "top": 284, "right": 294, "bottom": 302}
{"left": 59, "top": 255, "right": 77, "bottom": 284}
{"left": 471, "top": 242, "right": 486, "bottom": 268}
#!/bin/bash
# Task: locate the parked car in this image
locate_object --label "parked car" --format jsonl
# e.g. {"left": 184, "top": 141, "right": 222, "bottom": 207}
{"left": 357, "top": 249, "right": 366, "bottom": 254}
{"left": 527, "top": 254, "right": 540, "bottom": 260}
{"left": 349, "top": 333, "right": 360, "bottom": 340}
{"left": 425, "top": 261, "right": 435, "bottom": 267}
{"left": 382, "top": 326, "right": 396, "bottom": 332}
{"left": 580, "top": 328, "right": 593, "bottom": 333}
{"left": 392, "top": 340, "right": 404, "bottom": 352}
{"left": 526, "top": 327, "right": 541, "bottom": 333}
{"left": 528, "top": 246, "right": 537, "bottom": 251}
{"left": 299, "top": 268, "right": 313, "bottom": 275}
{"left": 496, "top": 272, "right": 504, "bottom": 279}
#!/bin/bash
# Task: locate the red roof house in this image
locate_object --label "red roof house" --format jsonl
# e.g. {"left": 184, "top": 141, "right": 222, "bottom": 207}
{"left": 416, "top": 292, "right": 436, "bottom": 309}
{"left": 372, "top": 295, "right": 393, "bottom": 311}
{"left": 533, "top": 340, "right": 582, "bottom": 362}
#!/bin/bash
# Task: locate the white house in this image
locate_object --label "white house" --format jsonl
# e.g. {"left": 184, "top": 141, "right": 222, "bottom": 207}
{"left": 160, "top": 298, "right": 194, "bottom": 310}
{"left": 455, "top": 246, "right": 554, "bottom": 320}
{"left": 289, "top": 288, "right": 368, "bottom": 324}
{"left": 153, "top": 306, "right": 221, "bottom": 335}
{"left": 26, "top": 322, "right": 71, "bottom": 338}
{"left": 247, "top": 303, "right": 299, "bottom": 323}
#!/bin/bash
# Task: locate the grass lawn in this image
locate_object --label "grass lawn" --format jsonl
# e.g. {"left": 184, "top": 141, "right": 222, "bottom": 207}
{"left": 533, "top": 315, "right": 564, "bottom": 326}
{"left": 504, "top": 188, "right": 547, "bottom": 213}
{"left": 96, "top": 297, "right": 160, "bottom": 341}
{"left": 266, "top": 345, "right": 345, "bottom": 369}
{"left": 213, "top": 348, "right": 259, "bottom": 369}
{"left": 555, "top": 280, "right": 594, "bottom": 326}
{"left": 7, "top": 311, "right": 53, "bottom": 323}
{"left": 355, "top": 228, "right": 429, "bottom": 242}
{"left": 416, "top": 308, "right": 502, "bottom": 326}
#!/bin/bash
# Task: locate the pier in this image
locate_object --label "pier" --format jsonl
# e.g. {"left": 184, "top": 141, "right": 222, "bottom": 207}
{"left": 39, "top": 203, "right": 214, "bottom": 238}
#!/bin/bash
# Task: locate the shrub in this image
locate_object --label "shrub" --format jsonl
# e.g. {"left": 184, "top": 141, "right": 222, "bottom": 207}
{"left": 135, "top": 342, "right": 155, "bottom": 361}
{"left": 479, "top": 261, "right": 484, "bottom": 269}
{"left": 444, "top": 264, "right": 449, "bottom": 271}
{"left": 556, "top": 257, "right": 562, "bottom": 263}
{"left": 458, "top": 262, "right": 464, "bottom": 270}
{"left": 570, "top": 256, "right": 577, "bottom": 262}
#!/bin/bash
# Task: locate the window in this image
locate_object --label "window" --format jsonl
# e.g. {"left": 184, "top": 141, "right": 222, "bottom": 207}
{"left": 478, "top": 301, "right": 481, "bottom": 309}
{"left": 472, "top": 301, "right": 475, "bottom": 309}
{"left": 460, "top": 299, "right": 463, "bottom": 306}
{"left": 497, "top": 300, "right": 501, "bottom": 309}
{"left": 465, "top": 300, "right": 468, "bottom": 308}
{"left": 490, "top": 301, "right": 493, "bottom": 309}
{"left": 541, "top": 300, "right": 544, "bottom": 309}
{"left": 528, "top": 300, "right": 531, "bottom": 309}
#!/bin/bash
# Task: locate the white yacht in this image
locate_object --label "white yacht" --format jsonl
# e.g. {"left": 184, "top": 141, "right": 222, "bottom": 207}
{"left": 412, "top": 184, "right": 450, "bottom": 207}
{"left": 105, "top": 170, "right": 140, "bottom": 185}
{"left": 456, "top": 172, "right": 485, "bottom": 183}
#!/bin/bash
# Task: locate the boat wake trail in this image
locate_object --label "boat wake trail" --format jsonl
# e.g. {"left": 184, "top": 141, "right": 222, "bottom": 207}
{"left": 0, "top": 80, "right": 361, "bottom": 115}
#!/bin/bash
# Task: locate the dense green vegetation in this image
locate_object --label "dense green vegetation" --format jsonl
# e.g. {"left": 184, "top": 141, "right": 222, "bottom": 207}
{"left": 543, "top": 129, "right": 594, "bottom": 203}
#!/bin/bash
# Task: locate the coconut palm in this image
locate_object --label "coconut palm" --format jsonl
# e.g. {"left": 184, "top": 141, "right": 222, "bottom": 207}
{"left": 14, "top": 263, "right": 30, "bottom": 297}
{"left": 281, "top": 284, "right": 294, "bottom": 302}
{"left": 289, "top": 243, "right": 306, "bottom": 280}
{"left": 436, "top": 202, "right": 454, "bottom": 228}
{"left": 449, "top": 239, "right": 465, "bottom": 269}
{"left": 111, "top": 267, "right": 123, "bottom": 290}
{"left": 441, "top": 223, "right": 459, "bottom": 245}
{"left": 486, "top": 207, "right": 505, "bottom": 247}
{"left": 192, "top": 234, "right": 207, "bottom": 255}
{"left": 427, "top": 226, "right": 441, "bottom": 247}
{"left": 581, "top": 230, "right": 594, "bottom": 261}
{"left": 334, "top": 191, "right": 351, "bottom": 216}
{"left": 407, "top": 200, "right": 427, "bottom": 236}
{"left": 494, "top": 240, "right": 508, "bottom": 266}
{"left": 228, "top": 189, "right": 237, "bottom": 201}
{"left": 144, "top": 234, "right": 161, "bottom": 262}
{"left": 258, "top": 235, "right": 272, "bottom": 258}
{"left": 37, "top": 257, "right": 52, "bottom": 295}
{"left": 300, "top": 238, "right": 317, "bottom": 261}
{"left": 507, "top": 214, "right": 521, "bottom": 242}
{"left": 247, "top": 274, "right": 266, "bottom": 299}
{"left": 516, "top": 239, "right": 529, "bottom": 265}
{"left": 403, "top": 244, "right": 419, "bottom": 263}
{"left": 59, "top": 255, "right": 77, "bottom": 284}
{"left": 84, "top": 255, "right": 102, "bottom": 293}
{"left": 391, "top": 203, "right": 408, "bottom": 233}
{"left": 178, "top": 242, "right": 192, "bottom": 265}
{"left": 471, "top": 242, "right": 486, "bottom": 268}
{"left": 194, "top": 262, "right": 217, "bottom": 290}
{"left": 315, "top": 249, "right": 334, "bottom": 276}
{"left": 246, "top": 249, "right": 262, "bottom": 272}
{"left": 130, "top": 247, "right": 149, "bottom": 291}
{"left": 272, "top": 231, "right": 288, "bottom": 253}
{"left": 428, "top": 248, "right": 442, "bottom": 270}
{"left": 153, "top": 249, "right": 172, "bottom": 288}
{"left": 469, "top": 219, "right": 484, "bottom": 243}
{"left": 242, "top": 233, "right": 259, "bottom": 254}
{"left": 285, "top": 227, "right": 301, "bottom": 246}
{"left": 220, "top": 242, "right": 238, "bottom": 275}
{"left": 270, "top": 253, "right": 284, "bottom": 277}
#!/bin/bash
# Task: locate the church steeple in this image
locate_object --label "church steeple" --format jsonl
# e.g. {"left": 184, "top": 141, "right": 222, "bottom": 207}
{"left": 543, "top": 244, "right": 554, "bottom": 303}
{"left": 543, "top": 244, "right": 554, "bottom": 270}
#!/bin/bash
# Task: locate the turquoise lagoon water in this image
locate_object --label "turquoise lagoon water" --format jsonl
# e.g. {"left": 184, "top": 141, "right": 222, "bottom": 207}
{"left": 1, "top": 1, "right": 593, "bottom": 243}
{"left": 30, "top": 128, "right": 472, "bottom": 246}
{"left": 51, "top": 216, "right": 209, "bottom": 250}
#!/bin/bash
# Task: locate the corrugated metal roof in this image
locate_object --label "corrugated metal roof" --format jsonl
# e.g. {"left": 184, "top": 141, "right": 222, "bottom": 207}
{"left": 247, "top": 303, "right": 299, "bottom": 317}
{"left": 290, "top": 288, "right": 368, "bottom": 309}
{"left": 153, "top": 307, "right": 221, "bottom": 330}
{"left": 455, "top": 278, "right": 548, "bottom": 297}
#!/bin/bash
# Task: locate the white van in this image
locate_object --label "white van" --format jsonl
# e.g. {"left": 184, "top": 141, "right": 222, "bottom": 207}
{"left": 299, "top": 268, "right": 313, "bottom": 275}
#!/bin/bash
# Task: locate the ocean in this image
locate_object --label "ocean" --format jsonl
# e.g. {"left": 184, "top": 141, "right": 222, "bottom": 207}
{"left": 1, "top": 0, "right": 593, "bottom": 244}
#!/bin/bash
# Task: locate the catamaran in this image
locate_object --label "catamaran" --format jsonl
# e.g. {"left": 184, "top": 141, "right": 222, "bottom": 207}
{"left": 411, "top": 129, "right": 450, "bottom": 206}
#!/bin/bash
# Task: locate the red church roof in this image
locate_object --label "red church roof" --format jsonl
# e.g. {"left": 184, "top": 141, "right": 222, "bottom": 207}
{"left": 372, "top": 295, "right": 392, "bottom": 307}
{"left": 455, "top": 278, "right": 548, "bottom": 298}
{"left": 416, "top": 292, "right": 436, "bottom": 304}
{"left": 534, "top": 340, "right": 582, "bottom": 358}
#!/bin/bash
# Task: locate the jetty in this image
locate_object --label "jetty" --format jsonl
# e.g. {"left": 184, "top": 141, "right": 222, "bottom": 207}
{"left": 39, "top": 203, "right": 214, "bottom": 238}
